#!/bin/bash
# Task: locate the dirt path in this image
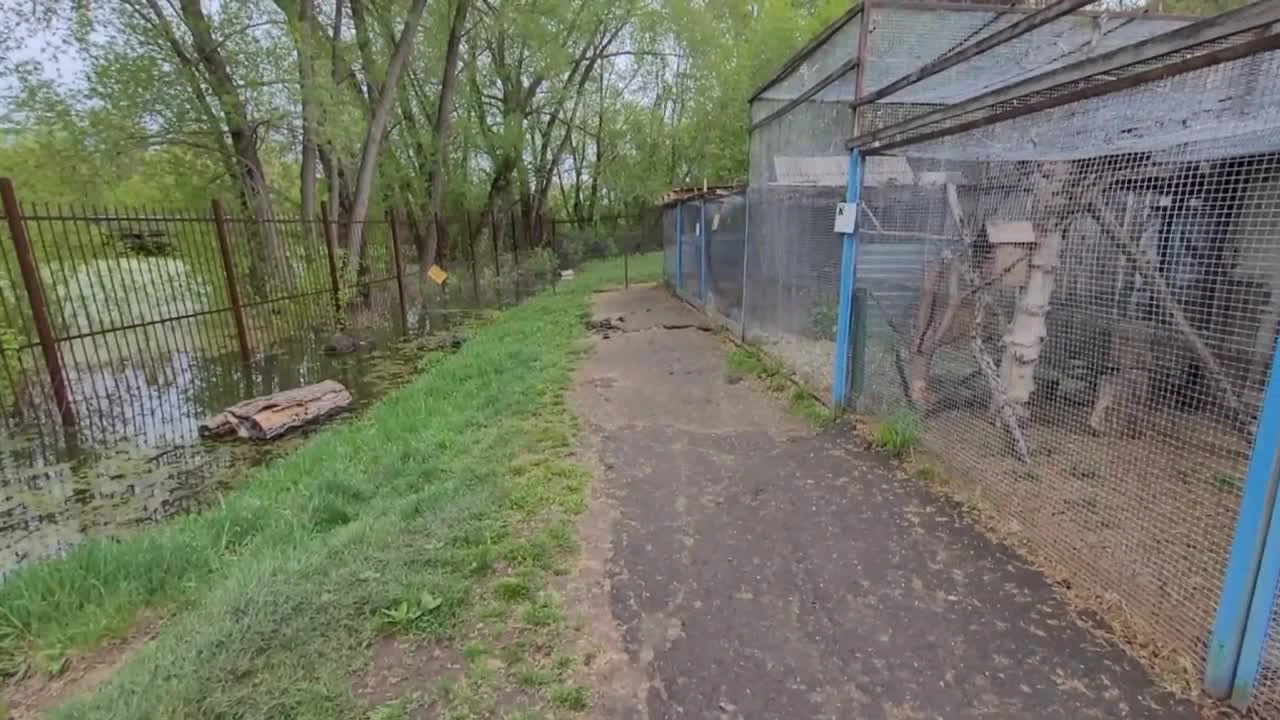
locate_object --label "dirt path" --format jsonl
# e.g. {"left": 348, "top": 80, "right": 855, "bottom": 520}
{"left": 568, "top": 285, "right": 1198, "bottom": 720}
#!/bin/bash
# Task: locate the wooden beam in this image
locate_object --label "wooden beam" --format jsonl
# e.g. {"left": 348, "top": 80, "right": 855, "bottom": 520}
{"left": 751, "top": 58, "right": 858, "bottom": 131}
{"left": 851, "top": 0, "right": 1280, "bottom": 151}
{"left": 849, "top": 0, "right": 1096, "bottom": 111}
{"left": 865, "top": 29, "right": 1280, "bottom": 155}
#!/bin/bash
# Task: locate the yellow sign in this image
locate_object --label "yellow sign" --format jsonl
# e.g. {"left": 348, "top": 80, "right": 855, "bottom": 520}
{"left": 427, "top": 264, "right": 448, "bottom": 285}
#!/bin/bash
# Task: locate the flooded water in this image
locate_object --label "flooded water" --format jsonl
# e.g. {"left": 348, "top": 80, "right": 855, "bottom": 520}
{"left": 0, "top": 312, "right": 482, "bottom": 577}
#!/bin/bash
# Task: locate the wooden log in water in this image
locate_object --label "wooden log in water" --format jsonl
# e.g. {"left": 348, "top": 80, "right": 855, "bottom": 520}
{"left": 199, "top": 380, "right": 353, "bottom": 440}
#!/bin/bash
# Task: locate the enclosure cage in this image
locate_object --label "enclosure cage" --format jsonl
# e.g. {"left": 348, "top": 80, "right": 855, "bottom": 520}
{"left": 737, "top": 0, "right": 1189, "bottom": 399}
{"left": 842, "top": 2, "right": 1280, "bottom": 713}
{"left": 662, "top": 0, "right": 1280, "bottom": 712}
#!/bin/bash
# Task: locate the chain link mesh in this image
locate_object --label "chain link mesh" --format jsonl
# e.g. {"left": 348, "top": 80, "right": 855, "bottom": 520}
{"left": 856, "top": 43, "right": 1280, "bottom": 699}
{"left": 742, "top": 185, "right": 843, "bottom": 398}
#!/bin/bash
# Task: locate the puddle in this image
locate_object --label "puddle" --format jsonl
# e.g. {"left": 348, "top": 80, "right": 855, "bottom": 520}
{"left": 0, "top": 311, "right": 487, "bottom": 577}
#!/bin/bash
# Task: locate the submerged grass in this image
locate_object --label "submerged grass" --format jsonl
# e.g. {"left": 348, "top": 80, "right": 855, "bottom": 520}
{"left": 2, "top": 253, "right": 661, "bottom": 718}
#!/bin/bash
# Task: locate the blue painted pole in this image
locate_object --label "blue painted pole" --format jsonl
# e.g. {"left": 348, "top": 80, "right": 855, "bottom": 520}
{"left": 675, "top": 202, "right": 683, "bottom": 294}
{"left": 699, "top": 200, "right": 708, "bottom": 303}
{"left": 831, "top": 151, "right": 864, "bottom": 408}
{"left": 1205, "top": 333, "right": 1280, "bottom": 701}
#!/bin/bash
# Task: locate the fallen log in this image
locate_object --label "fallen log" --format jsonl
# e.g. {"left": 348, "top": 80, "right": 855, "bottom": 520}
{"left": 199, "top": 380, "right": 353, "bottom": 440}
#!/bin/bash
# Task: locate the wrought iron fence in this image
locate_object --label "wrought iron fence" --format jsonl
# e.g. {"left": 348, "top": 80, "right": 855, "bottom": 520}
{"left": 0, "top": 179, "right": 617, "bottom": 464}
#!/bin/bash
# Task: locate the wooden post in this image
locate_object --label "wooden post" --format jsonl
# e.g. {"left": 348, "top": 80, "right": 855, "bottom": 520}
{"left": 0, "top": 177, "right": 76, "bottom": 429}
{"left": 320, "top": 200, "right": 342, "bottom": 324}
{"left": 211, "top": 198, "right": 253, "bottom": 364}
{"left": 387, "top": 208, "right": 410, "bottom": 333}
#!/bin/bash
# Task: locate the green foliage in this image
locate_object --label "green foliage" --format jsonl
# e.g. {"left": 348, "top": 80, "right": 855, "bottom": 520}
{"left": 871, "top": 410, "right": 921, "bottom": 457}
{"left": 725, "top": 346, "right": 789, "bottom": 393}
{"left": 549, "top": 685, "right": 591, "bottom": 711}
{"left": 810, "top": 297, "right": 839, "bottom": 342}
{"left": 787, "top": 387, "right": 831, "bottom": 428}
{"left": 0, "top": 259, "right": 637, "bottom": 717}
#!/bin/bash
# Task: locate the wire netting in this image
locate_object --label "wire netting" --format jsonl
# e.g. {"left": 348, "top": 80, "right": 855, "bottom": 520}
{"left": 663, "top": 205, "right": 677, "bottom": 289}
{"left": 678, "top": 202, "right": 702, "bottom": 300}
{"left": 742, "top": 185, "right": 844, "bottom": 398}
{"left": 854, "top": 42, "right": 1280, "bottom": 697}
{"left": 703, "top": 192, "right": 747, "bottom": 329}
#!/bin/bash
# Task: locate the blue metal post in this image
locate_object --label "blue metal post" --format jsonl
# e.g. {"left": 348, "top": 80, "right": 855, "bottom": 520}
{"left": 675, "top": 202, "right": 683, "bottom": 295}
{"left": 1205, "top": 333, "right": 1280, "bottom": 701}
{"left": 699, "top": 200, "right": 708, "bottom": 303}
{"left": 831, "top": 151, "right": 863, "bottom": 408}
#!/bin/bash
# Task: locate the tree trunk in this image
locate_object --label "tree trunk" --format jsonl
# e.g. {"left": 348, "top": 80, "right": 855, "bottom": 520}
{"left": 343, "top": 0, "right": 431, "bottom": 283}
{"left": 199, "top": 380, "right": 353, "bottom": 440}
{"left": 298, "top": 0, "right": 318, "bottom": 240}
{"left": 996, "top": 229, "right": 1062, "bottom": 423}
{"left": 178, "top": 0, "right": 291, "bottom": 294}
{"left": 991, "top": 163, "right": 1076, "bottom": 426}
{"left": 424, "top": 0, "right": 470, "bottom": 276}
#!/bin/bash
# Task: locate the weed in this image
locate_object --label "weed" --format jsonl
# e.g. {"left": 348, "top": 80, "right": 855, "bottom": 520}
{"left": 871, "top": 410, "right": 921, "bottom": 457}
{"left": 1214, "top": 472, "right": 1243, "bottom": 493}
{"left": 519, "top": 598, "right": 561, "bottom": 628}
{"left": 368, "top": 700, "right": 410, "bottom": 720}
{"left": 727, "top": 347, "right": 829, "bottom": 426}
{"left": 911, "top": 463, "right": 942, "bottom": 483}
{"left": 494, "top": 577, "right": 533, "bottom": 603}
{"left": 550, "top": 685, "right": 591, "bottom": 711}
{"left": 13, "top": 255, "right": 653, "bottom": 719}
{"left": 516, "top": 666, "right": 557, "bottom": 688}
{"left": 787, "top": 388, "right": 832, "bottom": 428}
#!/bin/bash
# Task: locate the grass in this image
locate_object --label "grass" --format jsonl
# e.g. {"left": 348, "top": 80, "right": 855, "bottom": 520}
{"left": 0, "top": 252, "right": 661, "bottom": 718}
{"left": 870, "top": 409, "right": 921, "bottom": 457}
{"left": 725, "top": 346, "right": 831, "bottom": 427}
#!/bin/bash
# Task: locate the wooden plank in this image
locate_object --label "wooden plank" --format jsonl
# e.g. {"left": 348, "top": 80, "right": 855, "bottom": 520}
{"left": 851, "top": 0, "right": 1280, "bottom": 151}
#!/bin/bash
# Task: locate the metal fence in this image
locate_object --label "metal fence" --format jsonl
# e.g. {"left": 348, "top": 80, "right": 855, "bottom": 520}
{"left": 0, "top": 179, "right": 627, "bottom": 466}
{"left": 658, "top": 1, "right": 1280, "bottom": 713}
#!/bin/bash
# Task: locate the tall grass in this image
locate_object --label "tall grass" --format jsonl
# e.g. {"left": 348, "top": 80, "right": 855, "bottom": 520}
{"left": 1, "top": 253, "right": 659, "bottom": 718}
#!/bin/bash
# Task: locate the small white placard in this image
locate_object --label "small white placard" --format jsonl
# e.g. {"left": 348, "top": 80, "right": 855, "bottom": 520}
{"left": 712, "top": 212, "right": 721, "bottom": 231}
{"left": 834, "top": 202, "right": 858, "bottom": 234}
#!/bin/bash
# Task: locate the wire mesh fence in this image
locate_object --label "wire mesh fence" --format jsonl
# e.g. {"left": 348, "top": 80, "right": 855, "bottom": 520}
{"left": 852, "top": 36, "right": 1280, "bottom": 704}
{"left": 653, "top": 2, "right": 1280, "bottom": 708}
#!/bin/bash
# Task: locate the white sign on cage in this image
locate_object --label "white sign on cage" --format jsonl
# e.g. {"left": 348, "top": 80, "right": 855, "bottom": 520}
{"left": 833, "top": 202, "right": 858, "bottom": 234}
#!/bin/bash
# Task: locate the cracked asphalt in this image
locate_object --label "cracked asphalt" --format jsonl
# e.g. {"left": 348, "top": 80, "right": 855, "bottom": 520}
{"left": 568, "top": 285, "right": 1199, "bottom": 720}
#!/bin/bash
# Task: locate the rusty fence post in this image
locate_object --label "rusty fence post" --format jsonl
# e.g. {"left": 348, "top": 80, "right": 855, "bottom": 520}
{"left": 0, "top": 177, "right": 76, "bottom": 429}
{"left": 211, "top": 198, "right": 253, "bottom": 364}
{"left": 321, "top": 200, "right": 342, "bottom": 323}
{"left": 387, "top": 208, "right": 409, "bottom": 334}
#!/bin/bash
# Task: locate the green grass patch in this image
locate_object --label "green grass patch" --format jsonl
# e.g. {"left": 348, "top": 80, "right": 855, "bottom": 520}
{"left": 2, "top": 254, "right": 653, "bottom": 718}
{"left": 870, "top": 409, "right": 921, "bottom": 457}
{"left": 550, "top": 685, "right": 591, "bottom": 711}
{"left": 725, "top": 346, "right": 830, "bottom": 426}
